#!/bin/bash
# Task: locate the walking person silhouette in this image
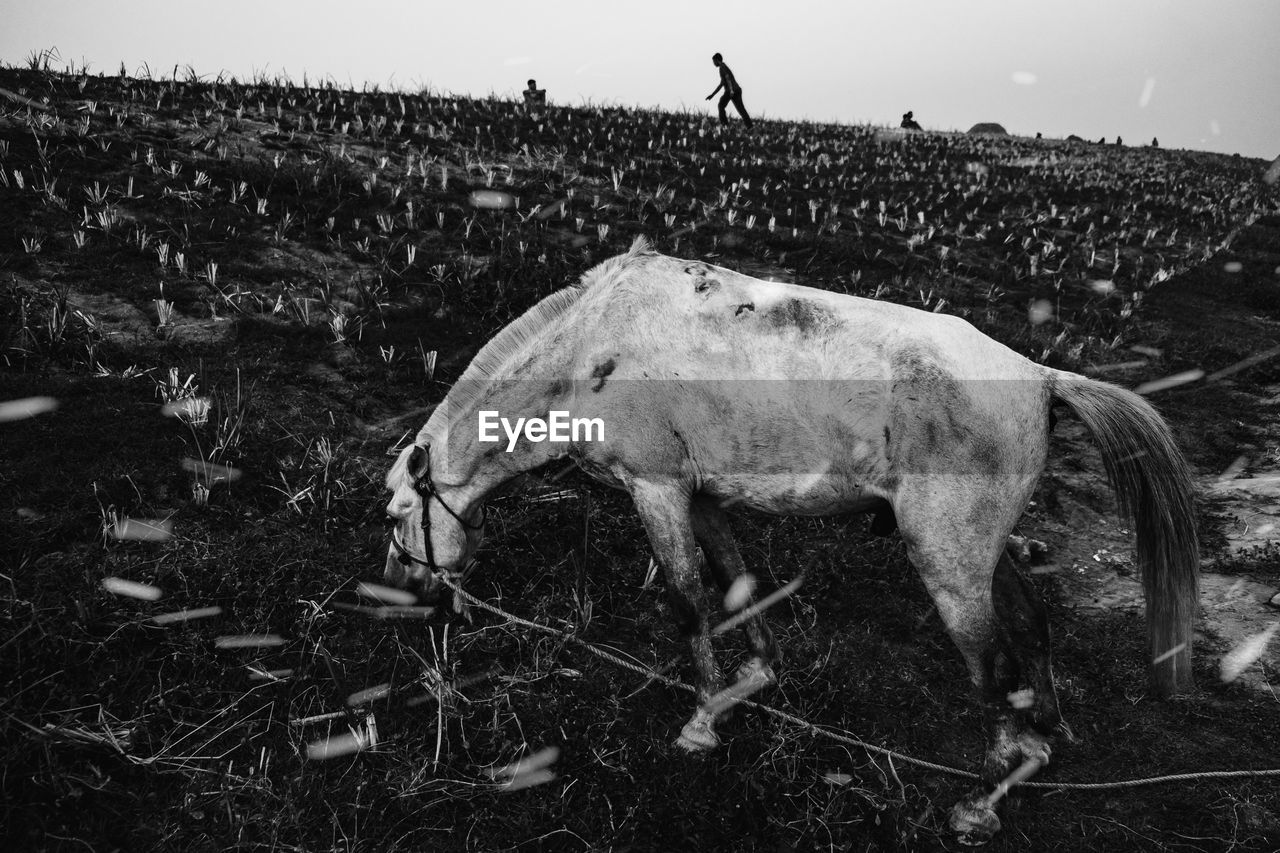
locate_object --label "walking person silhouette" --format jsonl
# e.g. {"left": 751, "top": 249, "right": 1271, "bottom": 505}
{"left": 706, "top": 53, "right": 753, "bottom": 128}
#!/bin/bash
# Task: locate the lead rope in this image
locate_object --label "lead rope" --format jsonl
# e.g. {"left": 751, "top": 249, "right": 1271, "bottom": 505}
{"left": 435, "top": 574, "right": 1280, "bottom": 791}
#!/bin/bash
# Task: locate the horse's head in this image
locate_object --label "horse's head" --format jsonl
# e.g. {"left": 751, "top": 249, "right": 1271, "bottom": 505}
{"left": 383, "top": 443, "right": 486, "bottom": 597}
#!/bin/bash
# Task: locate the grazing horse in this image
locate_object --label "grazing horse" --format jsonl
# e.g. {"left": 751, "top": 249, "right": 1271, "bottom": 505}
{"left": 383, "top": 236, "right": 1198, "bottom": 844}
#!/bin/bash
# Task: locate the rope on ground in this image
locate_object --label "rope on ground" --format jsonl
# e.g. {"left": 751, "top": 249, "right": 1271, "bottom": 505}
{"left": 438, "top": 575, "right": 1280, "bottom": 791}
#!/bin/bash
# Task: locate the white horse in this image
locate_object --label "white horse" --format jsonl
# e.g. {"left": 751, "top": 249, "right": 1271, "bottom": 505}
{"left": 384, "top": 236, "right": 1198, "bottom": 844}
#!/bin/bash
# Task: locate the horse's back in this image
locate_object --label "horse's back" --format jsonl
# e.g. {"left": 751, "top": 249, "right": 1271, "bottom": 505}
{"left": 590, "top": 258, "right": 1044, "bottom": 382}
{"left": 568, "top": 257, "right": 1052, "bottom": 515}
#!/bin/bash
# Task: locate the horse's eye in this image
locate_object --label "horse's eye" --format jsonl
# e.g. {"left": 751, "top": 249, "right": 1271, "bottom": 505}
{"left": 383, "top": 514, "right": 397, "bottom": 529}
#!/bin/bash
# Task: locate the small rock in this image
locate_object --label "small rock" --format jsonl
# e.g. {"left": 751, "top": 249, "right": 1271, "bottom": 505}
{"left": 1269, "top": 592, "right": 1280, "bottom": 608}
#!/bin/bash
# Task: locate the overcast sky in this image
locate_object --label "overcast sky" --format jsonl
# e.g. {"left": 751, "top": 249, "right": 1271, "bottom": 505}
{"left": 3, "top": 0, "right": 1277, "bottom": 159}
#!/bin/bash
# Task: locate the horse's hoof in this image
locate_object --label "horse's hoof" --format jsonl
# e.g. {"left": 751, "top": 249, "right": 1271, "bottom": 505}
{"left": 949, "top": 799, "right": 1002, "bottom": 846}
{"left": 676, "top": 716, "right": 720, "bottom": 752}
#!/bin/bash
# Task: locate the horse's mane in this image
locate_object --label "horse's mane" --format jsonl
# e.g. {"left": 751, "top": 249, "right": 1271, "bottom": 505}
{"left": 389, "top": 236, "right": 655, "bottom": 488}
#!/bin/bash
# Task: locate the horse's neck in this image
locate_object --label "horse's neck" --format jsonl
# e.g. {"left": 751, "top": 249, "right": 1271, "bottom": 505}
{"left": 432, "top": 337, "right": 578, "bottom": 500}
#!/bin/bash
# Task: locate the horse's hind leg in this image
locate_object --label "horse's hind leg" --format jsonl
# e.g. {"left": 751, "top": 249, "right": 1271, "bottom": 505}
{"left": 691, "top": 496, "right": 778, "bottom": 682}
{"left": 898, "top": 518, "right": 1050, "bottom": 845}
{"left": 629, "top": 480, "right": 726, "bottom": 751}
{"left": 992, "top": 552, "right": 1063, "bottom": 740}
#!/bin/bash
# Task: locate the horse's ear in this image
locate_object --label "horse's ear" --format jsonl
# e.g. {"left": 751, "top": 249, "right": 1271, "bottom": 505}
{"left": 407, "top": 445, "right": 428, "bottom": 477}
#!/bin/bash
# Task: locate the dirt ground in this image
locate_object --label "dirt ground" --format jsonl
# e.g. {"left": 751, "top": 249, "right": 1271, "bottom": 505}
{"left": 3, "top": 67, "right": 1280, "bottom": 852}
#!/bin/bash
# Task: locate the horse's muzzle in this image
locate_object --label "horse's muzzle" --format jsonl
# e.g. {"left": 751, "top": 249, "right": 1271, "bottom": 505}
{"left": 383, "top": 545, "right": 444, "bottom": 599}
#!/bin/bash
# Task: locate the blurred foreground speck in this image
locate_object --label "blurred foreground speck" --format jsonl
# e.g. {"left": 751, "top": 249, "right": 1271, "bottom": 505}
{"left": 1152, "top": 643, "right": 1187, "bottom": 666}
{"left": 356, "top": 581, "right": 417, "bottom": 606}
{"left": 0, "top": 396, "right": 59, "bottom": 422}
{"left": 111, "top": 518, "right": 174, "bottom": 542}
{"left": 346, "top": 683, "right": 391, "bottom": 707}
{"left": 468, "top": 189, "right": 515, "bottom": 210}
{"left": 101, "top": 577, "right": 163, "bottom": 601}
{"left": 1134, "top": 369, "right": 1205, "bottom": 396}
{"left": 180, "top": 457, "right": 243, "bottom": 484}
{"left": 151, "top": 606, "right": 223, "bottom": 625}
{"left": 305, "top": 729, "right": 370, "bottom": 761}
{"left": 723, "top": 573, "right": 756, "bottom": 611}
{"left": 1219, "top": 623, "right": 1279, "bottom": 683}
{"left": 487, "top": 745, "right": 560, "bottom": 792}
{"left": 214, "top": 633, "right": 286, "bottom": 649}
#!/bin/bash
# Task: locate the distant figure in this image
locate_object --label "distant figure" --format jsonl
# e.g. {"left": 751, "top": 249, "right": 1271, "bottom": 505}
{"left": 706, "top": 53, "right": 752, "bottom": 128}
{"left": 1151, "top": 137, "right": 1160, "bottom": 148}
{"left": 900, "top": 111, "right": 922, "bottom": 130}
{"left": 1035, "top": 131, "right": 1042, "bottom": 139}
{"left": 1115, "top": 136, "right": 1123, "bottom": 146}
{"left": 1097, "top": 136, "right": 1105, "bottom": 144}
{"left": 523, "top": 79, "right": 546, "bottom": 107}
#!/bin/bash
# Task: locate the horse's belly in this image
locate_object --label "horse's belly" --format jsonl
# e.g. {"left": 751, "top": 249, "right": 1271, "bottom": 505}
{"left": 701, "top": 472, "right": 886, "bottom": 517}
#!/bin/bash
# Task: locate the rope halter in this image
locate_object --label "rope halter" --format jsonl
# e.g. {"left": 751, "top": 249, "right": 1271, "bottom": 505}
{"left": 389, "top": 444, "right": 486, "bottom": 581}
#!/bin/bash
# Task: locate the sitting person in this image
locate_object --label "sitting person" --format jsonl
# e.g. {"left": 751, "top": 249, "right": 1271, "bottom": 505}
{"left": 523, "top": 79, "right": 546, "bottom": 106}
{"left": 900, "top": 110, "right": 922, "bottom": 130}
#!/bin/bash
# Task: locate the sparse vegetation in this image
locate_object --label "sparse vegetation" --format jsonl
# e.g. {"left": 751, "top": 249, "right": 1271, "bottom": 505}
{"left": 2, "top": 59, "right": 1279, "bottom": 852}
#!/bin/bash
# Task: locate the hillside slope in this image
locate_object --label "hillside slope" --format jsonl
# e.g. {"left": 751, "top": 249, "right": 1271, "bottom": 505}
{"left": 2, "top": 65, "right": 1279, "bottom": 852}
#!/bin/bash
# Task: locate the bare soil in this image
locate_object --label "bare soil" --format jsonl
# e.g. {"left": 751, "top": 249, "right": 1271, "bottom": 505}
{"left": 2, "top": 66, "right": 1279, "bottom": 853}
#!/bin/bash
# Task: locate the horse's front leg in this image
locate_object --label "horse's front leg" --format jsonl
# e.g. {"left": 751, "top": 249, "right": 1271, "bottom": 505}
{"left": 690, "top": 495, "right": 778, "bottom": 683}
{"left": 629, "top": 479, "right": 726, "bottom": 751}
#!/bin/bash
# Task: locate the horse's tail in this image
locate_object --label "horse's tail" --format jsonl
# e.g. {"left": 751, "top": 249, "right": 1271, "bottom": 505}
{"left": 1048, "top": 371, "right": 1199, "bottom": 696}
